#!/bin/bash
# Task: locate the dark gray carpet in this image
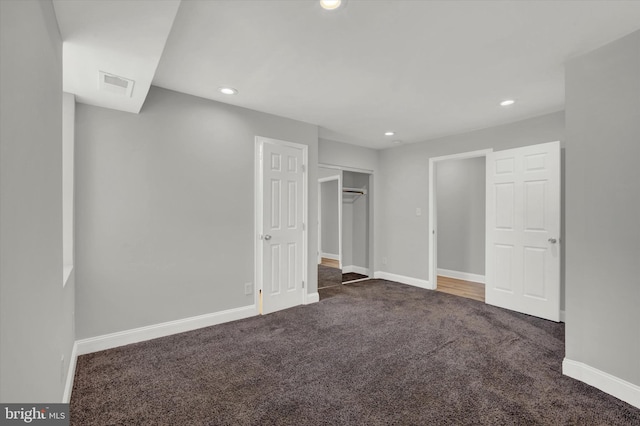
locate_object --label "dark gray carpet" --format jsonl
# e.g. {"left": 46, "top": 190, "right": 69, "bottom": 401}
{"left": 318, "top": 264, "right": 341, "bottom": 289}
{"left": 342, "top": 272, "right": 368, "bottom": 282}
{"left": 70, "top": 280, "right": 640, "bottom": 425}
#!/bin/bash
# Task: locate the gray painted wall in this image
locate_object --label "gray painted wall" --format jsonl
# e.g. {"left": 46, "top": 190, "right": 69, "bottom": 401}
{"left": 75, "top": 86, "right": 318, "bottom": 339}
{"left": 319, "top": 138, "right": 378, "bottom": 172}
{"left": 343, "top": 171, "right": 370, "bottom": 270}
{"left": 318, "top": 166, "right": 341, "bottom": 180}
{"left": 342, "top": 202, "right": 353, "bottom": 267}
{"left": 378, "top": 112, "right": 565, "bottom": 300}
{"left": 352, "top": 188, "right": 369, "bottom": 271}
{"left": 320, "top": 180, "right": 339, "bottom": 256}
{"left": 0, "top": 0, "right": 75, "bottom": 402}
{"left": 436, "top": 157, "right": 485, "bottom": 275}
{"left": 565, "top": 30, "right": 640, "bottom": 386}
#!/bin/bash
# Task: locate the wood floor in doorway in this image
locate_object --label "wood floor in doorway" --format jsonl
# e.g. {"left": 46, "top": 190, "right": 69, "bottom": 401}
{"left": 321, "top": 257, "right": 340, "bottom": 269}
{"left": 436, "top": 276, "right": 485, "bottom": 303}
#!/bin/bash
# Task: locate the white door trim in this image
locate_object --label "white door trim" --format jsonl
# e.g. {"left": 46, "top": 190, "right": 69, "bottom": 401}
{"left": 428, "top": 149, "right": 493, "bottom": 290}
{"left": 318, "top": 162, "right": 373, "bottom": 175}
{"left": 317, "top": 184, "right": 321, "bottom": 266}
{"left": 318, "top": 175, "right": 342, "bottom": 269}
{"left": 254, "top": 136, "right": 309, "bottom": 312}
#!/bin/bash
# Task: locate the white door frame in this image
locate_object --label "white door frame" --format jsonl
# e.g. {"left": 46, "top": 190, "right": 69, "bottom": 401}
{"left": 254, "top": 136, "right": 309, "bottom": 313}
{"left": 319, "top": 163, "right": 373, "bottom": 175}
{"left": 318, "top": 175, "right": 342, "bottom": 268}
{"left": 428, "top": 149, "right": 493, "bottom": 290}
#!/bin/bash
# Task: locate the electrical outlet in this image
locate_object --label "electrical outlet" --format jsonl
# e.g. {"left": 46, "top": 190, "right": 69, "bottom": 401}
{"left": 382, "top": 257, "right": 388, "bottom": 265}
{"left": 244, "top": 282, "right": 253, "bottom": 295}
{"left": 416, "top": 207, "right": 422, "bottom": 216}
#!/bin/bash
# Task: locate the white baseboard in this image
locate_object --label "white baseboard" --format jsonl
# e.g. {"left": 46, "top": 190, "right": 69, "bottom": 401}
{"left": 374, "top": 271, "right": 431, "bottom": 289}
{"left": 76, "top": 304, "right": 257, "bottom": 356}
{"left": 563, "top": 358, "right": 640, "bottom": 409}
{"left": 437, "top": 268, "right": 485, "bottom": 284}
{"left": 62, "top": 341, "right": 78, "bottom": 403}
{"left": 321, "top": 252, "right": 339, "bottom": 261}
{"left": 343, "top": 265, "right": 369, "bottom": 276}
{"left": 305, "top": 292, "right": 320, "bottom": 304}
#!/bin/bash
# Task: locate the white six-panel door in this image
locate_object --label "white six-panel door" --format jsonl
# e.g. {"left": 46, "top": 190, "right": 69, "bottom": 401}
{"left": 259, "top": 137, "right": 306, "bottom": 315}
{"left": 485, "top": 141, "right": 561, "bottom": 321}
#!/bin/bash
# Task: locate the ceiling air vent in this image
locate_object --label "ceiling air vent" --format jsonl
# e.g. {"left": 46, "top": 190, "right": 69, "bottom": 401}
{"left": 99, "top": 71, "right": 134, "bottom": 97}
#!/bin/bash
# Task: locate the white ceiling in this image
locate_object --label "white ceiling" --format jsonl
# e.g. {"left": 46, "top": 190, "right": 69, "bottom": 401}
{"left": 55, "top": 1, "right": 640, "bottom": 149}
{"left": 53, "top": 0, "right": 180, "bottom": 113}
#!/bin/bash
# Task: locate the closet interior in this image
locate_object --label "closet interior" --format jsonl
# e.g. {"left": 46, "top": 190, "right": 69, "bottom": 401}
{"left": 341, "top": 171, "right": 369, "bottom": 282}
{"left": 318, "top": 168, "right": 371, "bottom": 288}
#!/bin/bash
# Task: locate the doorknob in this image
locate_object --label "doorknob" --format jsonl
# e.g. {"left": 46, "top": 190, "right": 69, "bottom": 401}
{"left": 548, "top": 238, "right": 557, "bottom": 244}
{"left": 264, "top": 234, "right": 272, "bottom": 241}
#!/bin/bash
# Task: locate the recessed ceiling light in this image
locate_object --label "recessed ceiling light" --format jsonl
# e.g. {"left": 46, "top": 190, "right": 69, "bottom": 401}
{"left": 320, "top": 0, "right": 342, "bottom": 10}
{"left": 385, "top": 131, "right": 395, "bottom": 136}
{"left": 219, "top": 87, "right": 238, "bottom": 95}
{"left": 500, "top": 99, "right": 515, "bottom": 107}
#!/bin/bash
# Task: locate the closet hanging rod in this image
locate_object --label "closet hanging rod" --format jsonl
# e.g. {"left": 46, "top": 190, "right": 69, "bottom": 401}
{"left": 343, "top": 187, "right": 367, "bottom": 195}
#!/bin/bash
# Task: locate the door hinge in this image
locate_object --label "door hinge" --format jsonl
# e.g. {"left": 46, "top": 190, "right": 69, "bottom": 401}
{"left": 301, "top": 164, "right": 306, "bottom": 173}
{"left": 301, "top": 280, "right": 305, "bottom": 288}
{"left": 302, "top": 222, "right": 305, "bottom": 231}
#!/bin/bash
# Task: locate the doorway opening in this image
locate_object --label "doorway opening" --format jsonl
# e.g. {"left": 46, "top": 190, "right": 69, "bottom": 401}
{"left": 428, "top": 149, "right": 492, "bottom": 301}
{"left": 429, "top": 142, "right": 561, "bottom": 322}
{"left": 317, "top": 164, "right": 374, "bottom": 291}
